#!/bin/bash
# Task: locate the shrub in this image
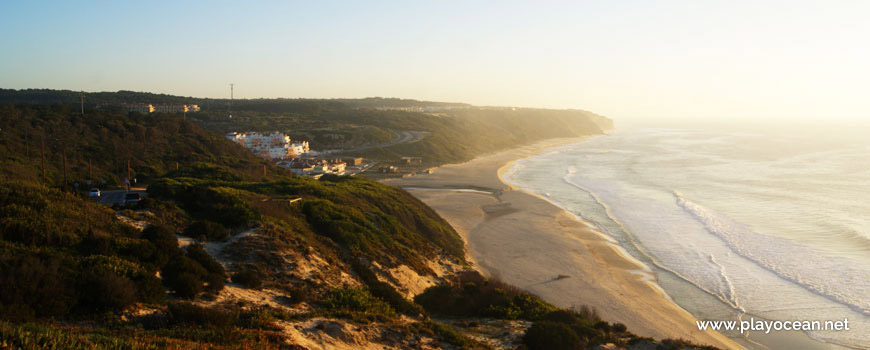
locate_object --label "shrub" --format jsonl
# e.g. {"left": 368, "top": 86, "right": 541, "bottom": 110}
{"left": 77, "top": 233, "right": 115, "bottom": 256}
{"left": 77, "top": 269, "right": 137, "bottom": 311}
{"left": 231, "top": 268, "right": 263, "bottom": 289}
{"left": 204, "top": 272, "right": 226, "bottom": 293}
{"left": 0, "top": 255, "right": 75, "bottom": 320}
{"left": 522, "top": 321, "right": 584, "bottom": 350}
{"left": 171, "top": 273, "right": 203, "bottom": 299}
{"left": 184, "top": 220, "right": 230, "bottom": 241}
{"left": 168, "top": 302, "right": 238, "bottom": 328}
{"left": 162, "top": 255, "right": 208, "bottom": 298}
{"left": 320, "top": 288, "right": 396, "bottom": 320}
{"left": 185, "top": 244, "right": 225, "bottom": 276}
{"left": 351, "top": 260, "right": 423, "bottom": 316}
{"left": 524, "top": 309, "right": 608, "bottom": 348}
{"left": 612, "top": 322, "right": 627, "bottom": 333}
{"left": 415, "top": 271, "right": 554, "bottom": 320}
{"left": 141, "top": 224, "right": 180, "bottom": 255}
{"left": 135, "top": 273, "right": 166, "bottom": 304}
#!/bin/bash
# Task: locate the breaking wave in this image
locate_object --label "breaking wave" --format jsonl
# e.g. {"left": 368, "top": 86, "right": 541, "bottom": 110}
{"left": 675, "top": 191, "right": 870, "bottom": 315}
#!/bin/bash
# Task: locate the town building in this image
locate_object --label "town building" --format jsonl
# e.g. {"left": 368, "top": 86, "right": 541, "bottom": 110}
{"left": 343, "top": 157, "right": 364, "bottom": 166}
{"left": 226, "top": 132, "right": 309, "bottom": 160}
{"left": 400, "top": 157, "right": 423, "bottom": 165}
{"left": 278, "top": 158, "right": 346, "bottom": 176}
{"left": 122, "top": 103, "right": 200, "bottom": 113}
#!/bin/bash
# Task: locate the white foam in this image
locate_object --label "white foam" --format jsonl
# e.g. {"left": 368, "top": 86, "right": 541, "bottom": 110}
{"left": 675, "top": 192, "right": 870, "bottom": 315}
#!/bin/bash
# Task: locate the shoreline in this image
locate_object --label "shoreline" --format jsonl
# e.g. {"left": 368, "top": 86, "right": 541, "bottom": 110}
{"left": 386, "top": 137, "right": 742, "bottom": 350}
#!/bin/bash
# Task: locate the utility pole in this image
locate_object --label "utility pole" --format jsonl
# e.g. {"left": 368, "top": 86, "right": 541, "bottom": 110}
{"left": 229, "top": 83, "right": 234, "bottom": 119}
{"left": 127, "top": 159, "right": 131, "bottom": 183}
{"left": 80, "top": 91, "right": 84, "bottom": 116}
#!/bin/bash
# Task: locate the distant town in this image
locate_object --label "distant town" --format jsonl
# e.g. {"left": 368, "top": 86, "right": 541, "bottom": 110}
{"left": 225, "top": 131, "right": 374, "bottom": 178}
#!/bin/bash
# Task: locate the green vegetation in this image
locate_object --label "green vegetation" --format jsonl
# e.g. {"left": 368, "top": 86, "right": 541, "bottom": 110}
{"left": 184, "top": 220, "right": 231, "bottom": 241}
{"left": 148, "top": 168, "right": 464, "bottom": 272}
{"left": 320, "top": 288, "right": 397, "bottom": 322}
{"left": 415, "top": 271, "right": 555, "bottom": 320}
{"left": 0, "top": 103, "right": 280, "bottom": 188}
{"left": 231, "top": 267, "right": 263, "bottom": 289}
{"left": 0, "top": 92, "right": 699, "bottom": 349}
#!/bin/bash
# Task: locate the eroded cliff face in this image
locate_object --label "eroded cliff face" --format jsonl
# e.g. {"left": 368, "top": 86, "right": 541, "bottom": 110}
{"left": 168, "top": 223, "right": 528, "bottom": 350}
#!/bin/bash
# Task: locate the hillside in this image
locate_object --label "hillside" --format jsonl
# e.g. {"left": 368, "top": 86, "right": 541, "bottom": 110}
{"left": 0, "top": 96, "right": 712, "bottom": 350}
{"left": 0, "top": 89, "right": 613, "bottom": 166}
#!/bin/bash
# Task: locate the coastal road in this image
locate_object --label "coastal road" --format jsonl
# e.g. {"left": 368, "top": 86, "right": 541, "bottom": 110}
{"left": 96, "top": 189, "right": 147, "bottom": 206}
{"left": 326, "top": 130, "right": 428, "bottom": 155}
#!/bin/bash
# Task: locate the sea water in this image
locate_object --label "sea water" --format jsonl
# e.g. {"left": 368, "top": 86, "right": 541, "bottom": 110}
{"left": 502, "top": 127, "right": 870, "bottom": 349}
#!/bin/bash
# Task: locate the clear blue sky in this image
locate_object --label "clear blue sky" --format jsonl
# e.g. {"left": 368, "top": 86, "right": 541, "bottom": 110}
{"left": 2, "top": 1, "right": 869, "bottom": 124}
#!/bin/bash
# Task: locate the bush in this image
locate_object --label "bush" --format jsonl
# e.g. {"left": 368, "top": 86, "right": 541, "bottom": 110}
{"left": 184, "top": 220, "right": 230, "bottom": 241}
{"left": 77, "top": 233, "right": 115, "bottom": 256}
{"left": 141, "top": 224, "right": 180, "bottom": 255}
{"left": 168, "top": 302, "right": 238, "bottom": 328}
{"left": 231, "top": 268, "right": 263, "bottom": 289}
{"left": 135, "top": 273, "right": 166, "bottom": 304}
{"left": 523, "top": 309, "right": 611, "bottom": 348}
{"left": 351, "top": 260, "right": 423, "bottom": 316}
{"left": 320, "top": 288, "right": 396, "bottom": 320}
{"left": 0, "top": 255, "right": 75, "bottom": 320}
{"left": 77, "top": 269, "right": 137, "bottom": 311}
{"left": 523, "top": 321, "right": 584, "bottom": 350}
{"left": 415, "top": 271, "right": 554, "bottom": 320}
{"left": 185, "top": 244, "right": 225, "bottom": 276}
{"left": 172, "top": 273, "right": 203, "bottom": 299}
{"left": 162, "top": 255, "right": 208, "bottom": 298}
{"left": 204, "top": 272, "right": 226, "bottom": 293}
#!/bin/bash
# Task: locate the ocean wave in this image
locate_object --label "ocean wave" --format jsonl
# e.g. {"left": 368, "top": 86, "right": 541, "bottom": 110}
{"left": 558, "top": 172, "right": 748, "bottom": 311}
{"left": 674, "top": 192, "right": 870, "bottom": 315}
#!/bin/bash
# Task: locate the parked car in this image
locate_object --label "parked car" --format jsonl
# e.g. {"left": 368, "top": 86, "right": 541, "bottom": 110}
{"left": 124, "top": 192, "right": 142, "bottom": 205}
{"left": 88, "top": 188, "right": 101, "bottom": 198}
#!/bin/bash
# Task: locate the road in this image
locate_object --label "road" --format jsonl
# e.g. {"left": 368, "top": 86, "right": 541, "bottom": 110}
{"left": 325, "top": 130, "right": 428, "bottom": 155}
{"left": 95, "top": 189, "right": 148, "bottom": 206}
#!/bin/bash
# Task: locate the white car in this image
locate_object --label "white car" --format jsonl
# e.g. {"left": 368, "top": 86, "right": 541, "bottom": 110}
{"left": 88, "top": 188, "right": 101, "bottom": 198}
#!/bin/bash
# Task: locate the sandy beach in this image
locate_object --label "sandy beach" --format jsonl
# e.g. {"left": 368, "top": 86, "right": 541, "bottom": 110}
{"left": 386, "top": 138, "right": 742, "bottom": 350}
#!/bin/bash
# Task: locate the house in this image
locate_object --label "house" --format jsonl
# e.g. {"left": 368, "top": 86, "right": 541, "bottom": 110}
{"left": 226, "top": 132, "right": 309, "bottom": 160}
{"left": 122, "top": 103, "right": 200, "bottom": 113}
{"left": 343, "top": 157, "right": 364, "bottom": 166}
{"left": 400, "top": 157, "right": 423, "bottom": 165}
{"left": 278, "top": 158, "right": 345, "bottom": 176}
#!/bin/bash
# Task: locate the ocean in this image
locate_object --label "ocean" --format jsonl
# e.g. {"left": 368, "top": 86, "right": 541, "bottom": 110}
{"left": 502, "top": 127, "right": 870, "bottom": 349}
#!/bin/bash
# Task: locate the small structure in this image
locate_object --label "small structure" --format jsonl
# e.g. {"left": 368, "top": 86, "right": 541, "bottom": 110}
{"left": 343, "top": 157, "right": 364, "bottom": 166}
{"left": 400, "top": 157, "right": 423, "bottom": 165}
{"left": 379, "top": 165, "right": 399, "bottom": 173}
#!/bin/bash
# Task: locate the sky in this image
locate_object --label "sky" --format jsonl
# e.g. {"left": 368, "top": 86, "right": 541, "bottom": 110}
{"left": 2, "top": 1, "right": 869, "bottom": 125}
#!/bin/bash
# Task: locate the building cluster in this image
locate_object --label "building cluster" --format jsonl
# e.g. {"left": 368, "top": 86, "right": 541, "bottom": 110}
{"left": 122, "top": 103, "right": 201, "bottom": 114}
{"left": 225, "top": 132, "right": 310, "bottom": 160}
{"left": 371, "top": 106, "right": 458, "bottom": 113}
{"left": 277, "top": 158, "right": 347, "bottom": 177}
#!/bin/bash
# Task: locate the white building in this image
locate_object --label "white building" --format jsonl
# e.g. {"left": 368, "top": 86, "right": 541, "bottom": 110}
{"left": 226, "top": 132, "right": 309, "bottom": 160}
{"left": 278, "top": 158, "right": 346, "bottom": 176}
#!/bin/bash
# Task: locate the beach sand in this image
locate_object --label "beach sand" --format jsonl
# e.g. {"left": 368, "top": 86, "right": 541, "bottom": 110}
{"left": 386, "top": 138, "right": 742, "bottom": 350}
